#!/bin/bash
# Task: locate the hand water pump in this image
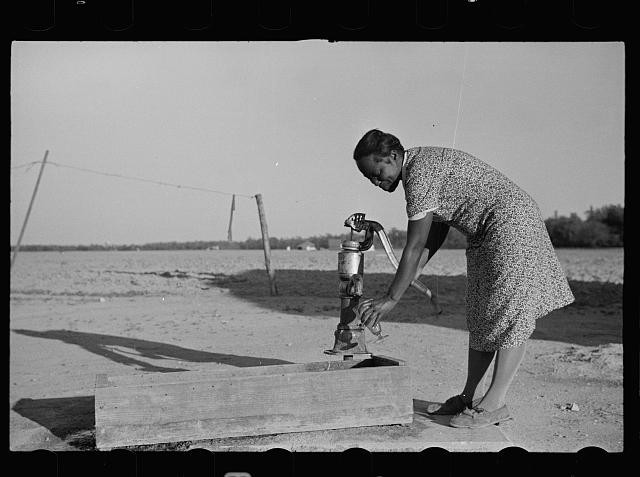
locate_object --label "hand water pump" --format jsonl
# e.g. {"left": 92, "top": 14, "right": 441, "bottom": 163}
{"left": 324, "top": 213, "right": 442, "bottom": 356}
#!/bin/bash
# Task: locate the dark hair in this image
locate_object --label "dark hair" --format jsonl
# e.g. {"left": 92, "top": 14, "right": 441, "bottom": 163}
{"left": 353, "top": 129, "right": 404, "bottom": 161}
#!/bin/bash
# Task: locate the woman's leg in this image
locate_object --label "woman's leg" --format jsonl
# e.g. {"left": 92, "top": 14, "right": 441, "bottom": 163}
{"left": 460, "top": 347, "right": 495, "bottom": 402}
{"left": 475, "top": 341, "right": 527, "bottom": 411}
{"left": 427, "top": 345, "right": 495, "bottom": 414}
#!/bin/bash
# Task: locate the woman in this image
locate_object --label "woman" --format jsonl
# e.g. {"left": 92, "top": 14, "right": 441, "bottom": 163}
{"left": 354, "top": 129, "right": 574, "bottom": 428}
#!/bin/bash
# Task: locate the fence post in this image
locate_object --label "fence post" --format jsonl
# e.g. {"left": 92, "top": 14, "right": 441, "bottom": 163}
{"left": 227, "top": 194, "right": 235, "bottom": 242}
{"left": 11, "top": 150, "right": 49, "bottom": 270}
{"left": 255, "top": 193, "right": 278, "bottom": 295}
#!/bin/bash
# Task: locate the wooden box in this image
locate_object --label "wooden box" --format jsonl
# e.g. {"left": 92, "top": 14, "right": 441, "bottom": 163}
{"left": 94, "top": 355, "right": 412, "bottom": 449}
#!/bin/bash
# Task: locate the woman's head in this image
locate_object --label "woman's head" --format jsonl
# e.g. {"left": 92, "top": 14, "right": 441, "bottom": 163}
{"left": 353, "top": 129, "right": 404, "bottom": 193}
{"left": 353, "top": 129, "right": 404, "bottom": 161}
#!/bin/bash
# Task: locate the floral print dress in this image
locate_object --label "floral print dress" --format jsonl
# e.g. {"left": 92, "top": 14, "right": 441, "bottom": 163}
{"left": 402, "top": 146, "right": 575, "bottom": 351}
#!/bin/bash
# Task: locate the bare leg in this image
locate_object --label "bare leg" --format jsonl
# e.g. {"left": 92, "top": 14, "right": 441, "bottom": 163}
{"left": 427, "top": 346, "right": 495, "bottom": 414}
{"left": 460, "top": 348, "right": 495, "bottom": 402}
{"left": 475, "top": 342, "right": 527, "bottom": 411}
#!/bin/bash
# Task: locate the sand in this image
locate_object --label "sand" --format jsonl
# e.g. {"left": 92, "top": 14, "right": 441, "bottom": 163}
{"left": 9, "top": 249, "right": 623, "bottom": 452}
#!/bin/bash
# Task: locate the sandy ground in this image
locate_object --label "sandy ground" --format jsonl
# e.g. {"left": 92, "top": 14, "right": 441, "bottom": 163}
{"left": 9, "top": 250, "right": 623, "bottom": 452}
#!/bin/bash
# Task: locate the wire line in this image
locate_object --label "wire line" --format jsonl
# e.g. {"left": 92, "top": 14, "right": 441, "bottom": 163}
{"left": 12, "top": 160, "right": 255, "bottom": 199}
{"left": 11, "top": 161, "right": 41, "bottom": 170}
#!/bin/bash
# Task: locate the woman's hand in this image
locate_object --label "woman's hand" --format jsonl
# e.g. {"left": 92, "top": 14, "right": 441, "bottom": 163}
{"left": 355, "top": 295, "right": 398, "bottom": 330}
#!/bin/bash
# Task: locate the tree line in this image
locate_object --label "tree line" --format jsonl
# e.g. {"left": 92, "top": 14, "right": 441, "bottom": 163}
{"left": 12, "top": 204, "right": 623, "bottom": 252}
{"left": 544, "top": 204, "right": 623, "bottom": 247}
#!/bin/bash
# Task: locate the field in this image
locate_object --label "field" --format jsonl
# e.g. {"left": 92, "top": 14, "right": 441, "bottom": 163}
{"left": 9, "top": 248, "right": 623, "bottom": 451}
{"left": 8, "top": 247, "right": 623, "bottom": 297}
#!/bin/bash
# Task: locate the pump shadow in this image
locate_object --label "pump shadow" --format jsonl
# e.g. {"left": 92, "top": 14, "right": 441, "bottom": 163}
{"left": 204, "top": 269, "right": 622, "bottom": 347}
{"left": 11, "top": 329, "right": 294, "bottom": 449}
{"left": 11, "top": 328, "right": 294, "bottom": 373}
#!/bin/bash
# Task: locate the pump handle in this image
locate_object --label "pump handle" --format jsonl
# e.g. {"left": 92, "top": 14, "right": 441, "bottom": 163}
{"left": 343, "top": 212, "right": 442, "bottom": 314}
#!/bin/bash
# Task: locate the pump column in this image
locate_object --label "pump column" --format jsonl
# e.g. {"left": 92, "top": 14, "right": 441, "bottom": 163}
{"left": 325, "top": 240, "right": 370, "bottom": 355}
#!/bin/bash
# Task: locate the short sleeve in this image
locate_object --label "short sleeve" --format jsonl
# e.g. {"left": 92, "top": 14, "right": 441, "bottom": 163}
{"left": 403, "top": 153, "right": 441, "bottom": 221}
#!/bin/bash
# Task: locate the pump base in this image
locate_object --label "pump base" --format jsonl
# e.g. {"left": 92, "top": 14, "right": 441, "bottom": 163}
{"left": 323, "top": 349, "right": 373, "bottom": 357}
{"left": 324, "top": 327, "right": 369, "bottom": 355}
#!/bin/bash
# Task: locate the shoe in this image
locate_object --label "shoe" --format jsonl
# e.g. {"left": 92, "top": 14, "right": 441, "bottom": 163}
{"left": 449, "top": 405, "right": 512, "bottom": 428}
{"left": 426, "top": 395, "right": 479, "bottom": 415}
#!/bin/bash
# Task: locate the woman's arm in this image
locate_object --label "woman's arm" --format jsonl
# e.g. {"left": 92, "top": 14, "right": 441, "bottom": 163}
{"left": 386, "top": 213, "right": 433, "bottom": 301}
{"left": 357, "top": 212, "right": 433, "bottom": 329}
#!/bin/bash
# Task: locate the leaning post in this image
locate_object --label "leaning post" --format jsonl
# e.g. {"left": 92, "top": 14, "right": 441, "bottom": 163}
{"left": 255, "top": 193, "right": 278, "bottom": 295}
{"left": 11, "top": 150, "right": 49, "bottom": 270}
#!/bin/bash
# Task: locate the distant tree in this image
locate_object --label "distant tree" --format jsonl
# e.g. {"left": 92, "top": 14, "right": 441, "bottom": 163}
{"left": 575, "top": 220, "right": 616, "bottom": 247}
{"left": 378, "top": 225, "right": 466, "bottom": 249}
{"left": 545, "top": 213, "right": 584, "bottom": 247}
{"left": 545, "top": 206, "right": 623, "bottom": 247}
{"left": 585, "top": 204, "right": 624, "bottom": 243}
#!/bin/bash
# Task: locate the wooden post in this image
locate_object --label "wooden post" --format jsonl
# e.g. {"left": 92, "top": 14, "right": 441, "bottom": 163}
{"left": 11, "top": 150, "right": 49, "bottom": 270}
{"left": 227, "top": 194, "right": 235, "bottom": 242}
{"left": 255, "top": 193, "right": 278, "bottom": 295}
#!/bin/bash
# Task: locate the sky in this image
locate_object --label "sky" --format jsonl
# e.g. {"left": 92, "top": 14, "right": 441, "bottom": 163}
{"left": 10, "top": 41, "right": 625, "bottom": 245}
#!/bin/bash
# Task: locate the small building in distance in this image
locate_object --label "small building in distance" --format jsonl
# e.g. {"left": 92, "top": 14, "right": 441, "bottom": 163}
{"left": 296, "top": 241, "right": 317, "bottom": 251}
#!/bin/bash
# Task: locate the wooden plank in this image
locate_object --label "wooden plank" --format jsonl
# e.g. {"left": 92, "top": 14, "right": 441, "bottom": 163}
{"left": 98, "top": 367, "right": 408, "bottom": 426}
{"left": 95, "top": 357, "right": 411, "bottom": 449}
{"left": 102, "top": 359, "right": 369, "bottom": 388}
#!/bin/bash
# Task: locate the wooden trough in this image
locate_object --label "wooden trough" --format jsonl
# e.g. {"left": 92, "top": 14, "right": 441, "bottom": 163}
{"left": 94, "top": 355, "right": 412, "bottom": 449}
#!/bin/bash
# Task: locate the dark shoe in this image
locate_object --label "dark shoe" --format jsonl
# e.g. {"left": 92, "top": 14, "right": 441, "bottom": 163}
{"left": 449, "top": 405, "right": 512, "bottom": 428}
{"left": 426, "top": 395, "right": 477, "bottom": 415}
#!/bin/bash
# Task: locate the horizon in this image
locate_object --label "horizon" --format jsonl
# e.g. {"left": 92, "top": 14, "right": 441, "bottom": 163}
{"left": 11, "top": 42, "right": 624, "bottom": 246}
{"left": 11, "top": 202, "right": 621, "bottom": 249}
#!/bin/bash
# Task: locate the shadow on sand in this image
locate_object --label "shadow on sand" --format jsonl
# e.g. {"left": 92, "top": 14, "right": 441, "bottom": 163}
{"left": 11, "top": 328, "right": 293, "bottom": 372}
{"left": 10, "top": 269, "right": 621, "bottom": 449}
{"left": 12, "top": 396, "right": 96, "bottom": 450}
{"left": 201, "top": 269, "right": 622, "bottom": 347}
{"left": 11, "top": 329, "right": 295, "bottom": 449}
{"left": 413, "top": 398, "right": 459, "bottom": 427}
